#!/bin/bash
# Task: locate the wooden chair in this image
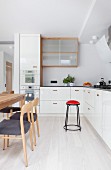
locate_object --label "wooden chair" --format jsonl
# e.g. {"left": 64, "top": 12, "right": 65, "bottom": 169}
{"left": 32, "top": 98, "right": 40, "bottom": 143}
{"left": 10, "top": 98, "right": 40, "bottom": 146}
{"left": 0, "top": 102, "right": 34, "bottom": 167}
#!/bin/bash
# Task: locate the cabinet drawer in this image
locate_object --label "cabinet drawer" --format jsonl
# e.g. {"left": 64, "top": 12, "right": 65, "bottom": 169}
{"left": 40, "top": 101, "right": 67, "bottom": 114}
{"left": 71, "top": 87, "right": 83, "bottom": 100}
{"left": 85, "top": 89, "right": 94, "bottom": 108}
{"left": 85, "top": 102, "right": 94, "bottom": 126}
{"left": 40, "top": 87, "right": 70, "bottom": 100}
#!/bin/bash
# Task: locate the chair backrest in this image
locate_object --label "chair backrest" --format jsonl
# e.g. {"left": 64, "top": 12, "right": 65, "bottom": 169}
{"left": 20, "top": 102, "right": 33, "bottom": 138}
{"left": 32, "top": 98, "right": 39, "bottom": 107}
{"left": 32, "top": 98, "right": 39, "bottom": 113}
{"left": 20, "top": 102, "right": 33, "bottom": 131}
{"left": 21, "top": 102, "right": 33, "bottom": 117}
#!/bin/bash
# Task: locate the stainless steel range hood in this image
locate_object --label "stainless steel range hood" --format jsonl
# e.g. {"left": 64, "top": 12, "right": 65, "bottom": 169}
{"left": 96, "top": 26, "right": 111, "bottom": 63}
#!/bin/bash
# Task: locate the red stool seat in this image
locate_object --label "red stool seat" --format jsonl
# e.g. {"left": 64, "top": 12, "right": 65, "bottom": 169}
{"left": 66, "top": 100, "right": 80, "bottom": 105}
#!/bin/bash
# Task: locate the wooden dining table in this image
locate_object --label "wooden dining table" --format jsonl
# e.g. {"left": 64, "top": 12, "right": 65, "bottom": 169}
{"left": 0, "top": 94, "right": 25, "bottom": 110}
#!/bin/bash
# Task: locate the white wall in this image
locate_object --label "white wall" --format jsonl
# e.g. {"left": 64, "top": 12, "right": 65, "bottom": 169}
{"left": 100, "top": 62, "right": 111, "bottom": 83}
{"left": 43, "top": 44, "right": 104, "bottom": 86}
{"left": 13, "top": 33, "right": 20, "bottom": 93}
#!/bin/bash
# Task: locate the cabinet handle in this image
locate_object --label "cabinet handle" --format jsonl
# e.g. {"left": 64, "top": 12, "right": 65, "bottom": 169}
{"left": 53, "top": 103, "right": 57, "bottom": 105}
{"left": 33, "top": 66, "right": 37, "bottom": 68}
{"left": 53, "top": 90, "right": 57, "bottom": 91}
{"left": 75, "top": 90, "right": 79, "bottom": 91}
{"left": 88, "top": 108, "right": 90, "bottom": 110}
{"left": 97, "top": 94, "right": 99, "bottom": 96}
{"left": 88, "top": 92, "right": 90, "bottom": 94}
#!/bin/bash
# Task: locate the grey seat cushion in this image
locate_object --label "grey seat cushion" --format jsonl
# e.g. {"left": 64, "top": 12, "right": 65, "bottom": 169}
{"left": 0, "top": 107, "right": 20, "bottom": 113}
{"left": 10, "top": 112, "right": 37, "bottom": 122}
{"left": 0, "top": 119, "right": 30, "bottom": 135}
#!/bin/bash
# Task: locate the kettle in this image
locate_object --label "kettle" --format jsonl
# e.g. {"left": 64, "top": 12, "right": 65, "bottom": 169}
{"left": 99, "top": 78, "right": 106, "bottom": 86}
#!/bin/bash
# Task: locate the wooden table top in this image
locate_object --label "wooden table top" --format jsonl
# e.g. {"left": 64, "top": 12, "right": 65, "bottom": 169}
{"left": 0, "top": 94, "right": 25, "bottom": 110}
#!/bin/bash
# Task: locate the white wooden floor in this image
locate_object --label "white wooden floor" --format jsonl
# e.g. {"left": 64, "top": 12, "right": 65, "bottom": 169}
{"left": 0, "top": 116, "right": 111, "bottom": 170}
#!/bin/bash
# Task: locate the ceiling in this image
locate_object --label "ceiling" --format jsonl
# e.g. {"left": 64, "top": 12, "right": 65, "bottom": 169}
{"left": 80, "top": 0, "right": 111, "bottom": 43}
{"left": 0, "top": 0, "right": 93, "bottom": 41}
{"left": 0, "top": 0, "right": 110, "bottom": 52}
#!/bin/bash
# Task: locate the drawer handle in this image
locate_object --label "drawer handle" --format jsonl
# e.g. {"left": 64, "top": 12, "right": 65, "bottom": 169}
{"left": 97, "top": 94, "right": 99, "bottom": 96}
{"left": 75, "top": 90, "right": 79, "bottom": 91}
{"left": 53, "top": 90, "right": 57, "bottom": 91}
{"left": 53, "top": 103, "right": 57, "bottom": 105}
{"left": 88, "top": 92, "right": 90, "bottom": 94}
{"left": 88, "top": 108, "right": 90, "bottom": 110}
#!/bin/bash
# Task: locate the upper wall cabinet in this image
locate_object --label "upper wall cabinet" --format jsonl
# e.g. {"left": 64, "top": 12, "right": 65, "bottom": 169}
{"left": 41, "top": 37, "right": 79, "bottom": 67}
{"left": 20, "top": 34, "right": 40, "bottom": 70}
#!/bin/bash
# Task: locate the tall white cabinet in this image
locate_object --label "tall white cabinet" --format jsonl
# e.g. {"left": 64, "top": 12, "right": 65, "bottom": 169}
{"left": 14, "top": 33, "right": 41, "bottom": 93}
{"left": 20, "top": 34, "right": 40, "bottom": 71}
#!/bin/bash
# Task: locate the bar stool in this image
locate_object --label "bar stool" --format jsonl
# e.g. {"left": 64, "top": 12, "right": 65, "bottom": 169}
{"left": 63, "top": 100, "right": 81, "bottom": 131}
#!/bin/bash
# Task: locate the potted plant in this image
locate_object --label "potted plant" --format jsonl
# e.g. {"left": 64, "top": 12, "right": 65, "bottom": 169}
{"left": 63, "top": 74, "right": 75, "bottom": 86}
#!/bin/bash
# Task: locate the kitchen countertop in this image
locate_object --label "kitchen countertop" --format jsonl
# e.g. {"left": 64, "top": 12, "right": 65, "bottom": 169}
{"left": 40, "top": 86, "right": 111, "bottom": 92}
{"left": 41, "top": 86, "right": 83, "bottom": 87}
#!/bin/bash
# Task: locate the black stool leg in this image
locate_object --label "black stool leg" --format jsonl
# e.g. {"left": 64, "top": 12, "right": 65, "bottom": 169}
{"left": 76, "top": 105, "right": 79, "bottom": 125}
{"left": 77, "top": 105, "right": 81, "bottom": 131}
{"left": 65, "top": 105, "right": 69, "bottom": 131}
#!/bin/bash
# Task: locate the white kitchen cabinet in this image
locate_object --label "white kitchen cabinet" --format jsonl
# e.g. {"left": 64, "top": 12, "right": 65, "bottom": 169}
{"left": 85, "top": 102, "right": 94, "bottom": 125}
{"left": 83, "top": 88, "right": 103, "bottom": 137}
{"left": 40, "top": 87, "right": 70, "bottom": 114}
{"left": 84, "top": 88, "right": 95, "bottom": 108}
{"left": 102, "top": 91, "right": 111, "bottom": 149}
{"left": 40, "top": 87, "right": 70, "bottom": 101}
{"left": 93, "top": 90, "right": 103, "bottom": 137}
{"left": 70, "top": 87, "right": 83, "bottom": 113}
{"left": 83, "top": 88, "right": 95, "bottom": 125}
{"left": 20, "top": 34, "right": 40, "bottom": 70}
{"left": 40, "top": 101, "right": 67, "bottom": 114}
{"left": 83, "top": 89, "right": 87, "bottom": 117}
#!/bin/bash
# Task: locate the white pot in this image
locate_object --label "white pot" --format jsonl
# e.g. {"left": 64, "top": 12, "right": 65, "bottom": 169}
{"left": 64, "top": 83, "right": 68, "bottom": 86}
{"left": 69, "top": 82, "right": 75, "bottom": 86}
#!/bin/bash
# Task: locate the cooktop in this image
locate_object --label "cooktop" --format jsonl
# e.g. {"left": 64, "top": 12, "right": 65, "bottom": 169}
{"left": 94, "top": 85, "right": 111, "bottom": 89}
